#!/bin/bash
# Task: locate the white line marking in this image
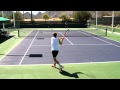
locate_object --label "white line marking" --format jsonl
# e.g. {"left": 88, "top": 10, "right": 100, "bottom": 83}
{"left": 1, "top": 60, "right": 120, "bottom": 66}
{"left": 70, "top": 44, "right": 112, "bottom": 45}
{"left": 18, "top": 31, "right": 39, "bottom": 65}
{"left": 78, "top": 31, "right": 120, "bottom": 48}
{"left": 61, "top": 61, "right": 120, "bottom": 64}
{"left": 60, "top": 32, "right": 74, "bottom": 45}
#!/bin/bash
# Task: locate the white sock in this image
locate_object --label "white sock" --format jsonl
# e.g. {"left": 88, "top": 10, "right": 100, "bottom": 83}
{"left": 58, "top": 63, "right": 62, "bottom": 67}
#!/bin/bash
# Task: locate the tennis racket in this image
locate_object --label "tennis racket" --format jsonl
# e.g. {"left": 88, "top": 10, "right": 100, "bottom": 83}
{"left": 59, "top": 29, "right": 69, "bottom": 44}
{"left": 60, "top": 29, "right": 69, "bottom": 41}
{"left": 63, "top": 29, "right": 69, "bottom": 37}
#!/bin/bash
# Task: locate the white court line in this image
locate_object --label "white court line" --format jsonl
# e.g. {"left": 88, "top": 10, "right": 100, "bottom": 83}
{"left": 31, "top": 44, "right": 111, "bottom": 47}
{"left": 60, "top": 32, "right": 74, "bottom": 45}
{"left": 78, "top": 31, "right": 120, "bottom": 48}
{"left": 61, "top": 60, "right": 120, "bottom": 65}
{"left": 18, "top": 31, "right": 39, "bottom": 65}
{"left": 1, "top": 60, "right": 120, "bottom": 66}
{"left": 0, "top": 30, "right": 33, "bottom": 61}
{"left": 70, "top": 44, "right": 112, "bottom": 45}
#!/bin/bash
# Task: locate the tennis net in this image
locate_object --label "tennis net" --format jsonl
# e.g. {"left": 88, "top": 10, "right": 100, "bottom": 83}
{"left": 18, "top": 28, "right": 107, "bottom": 38}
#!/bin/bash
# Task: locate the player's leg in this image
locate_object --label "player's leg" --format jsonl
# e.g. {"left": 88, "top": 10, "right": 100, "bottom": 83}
{"left": 52, "top": 51, "right": 63, "bottom": 69}
{"left": 65, "top": 25, "right": 66, "bottom": 29}
{"left": 52, "top": 51, "right": 57, "bottom": 67}
{"left": 50, "top": 25, "right": 52, "bottom": 30}
{"left": 53, "top": 57, "right": 64, "bottom": 72}
{"left": 54, "top": 51, "right": 64, "bottom": 72}
{"left": 48, "top": 25, "right": 50, "bottom": 29}
{"left": 52, "top": 51, "right": 59, "bottom": 67}
{"left": 66, "top": 24, "right": 68, "bottom": 29}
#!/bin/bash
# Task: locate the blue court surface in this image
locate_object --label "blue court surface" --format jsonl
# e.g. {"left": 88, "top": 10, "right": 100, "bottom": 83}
{"left": 0, "top": 30, "right": 120, "bottom": 65}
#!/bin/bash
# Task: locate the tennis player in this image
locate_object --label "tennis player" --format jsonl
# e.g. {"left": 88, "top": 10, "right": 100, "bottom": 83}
{"left": 48, "top": 22, "right": 51, "bottom": 29}
{"left": 51, "top": 32, "right": 64, "bottom": 72}
{"left": 65, "top": 21, "right": 68, "bottom": 28}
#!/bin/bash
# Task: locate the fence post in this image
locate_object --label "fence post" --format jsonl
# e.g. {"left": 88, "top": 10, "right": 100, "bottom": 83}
{"left": 105, "top": 26, "right": 107, "bottom": 36}
{"left": 18, "top": 29, "right": 20, "bottom": 37}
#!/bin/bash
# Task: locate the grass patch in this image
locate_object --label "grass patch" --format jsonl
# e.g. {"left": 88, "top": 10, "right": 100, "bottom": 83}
{"left": 82, "top": 26, "right": 120, "bottom": 42}
{"left": 0, "top": 62, "right": 120, "bottom": 79}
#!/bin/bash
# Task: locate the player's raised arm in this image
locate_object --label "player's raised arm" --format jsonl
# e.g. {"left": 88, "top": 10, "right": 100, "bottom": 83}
{"left": 58, "top": 37, "right": 64, "bottom": 45}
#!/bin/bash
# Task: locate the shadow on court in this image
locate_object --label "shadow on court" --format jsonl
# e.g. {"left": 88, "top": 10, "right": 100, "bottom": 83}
{"left": 55, "top": 67, "right": 96, "bottom": 79}
{"left": 60, "top": 70, "right": 83, "bottom": 78}
{"left": 0, "top": 54, "right": 43, "bottom": 57}
{"left": 0, "top": 35, "right": 14, "bottom": 44}
{"left": 54, "top": 67, "right": 81, "bottom": 78}
{"left": 60, "top": 70, "right": 96, "bottom": 79}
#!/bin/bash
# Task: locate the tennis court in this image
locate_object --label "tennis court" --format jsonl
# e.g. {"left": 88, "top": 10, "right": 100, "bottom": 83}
{"left": 0, "top": 28, "right": 120, "bottom": 65}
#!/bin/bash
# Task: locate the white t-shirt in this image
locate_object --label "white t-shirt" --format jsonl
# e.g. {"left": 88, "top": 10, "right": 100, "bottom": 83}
{"left": 51, "top": 37, "right": 59, "bottom": 51}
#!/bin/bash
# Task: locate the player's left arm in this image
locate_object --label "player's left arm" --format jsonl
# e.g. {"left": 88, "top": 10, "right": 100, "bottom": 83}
{"left": 58, "top": 37, "right": 64, "bottom": 45}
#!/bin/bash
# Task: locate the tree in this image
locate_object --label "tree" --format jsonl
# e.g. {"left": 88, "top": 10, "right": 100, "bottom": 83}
{"left": 8, "top": 13, "right": 13, "bottom": 19}
{"left": 15, "top": 11, "right": 23, "bottom": 20}
{"left": 0, "top": 12, "right": 9, "bottom": 18}
{"left": 59, "top": 13, "right": 72, "bottom": 22}
{"left": 42, "top": 14, "right": 49, "bottom": 23}
{"left": 99, "top": 11, "right": 112, "bottom": 17}
{"left": 0, "top": 13, "right": 2, "bottom": 17}
{"left": 114, "top": 11, "right": 120, "bottom": 16}
{"left": 73, "top": 11, "right": 91, "bottom": 22}
{"left": 99, "top": 11, "right": 107, "bottom": 17}
{"left": 59, "top": 14, "right": 68, "bottom": 21}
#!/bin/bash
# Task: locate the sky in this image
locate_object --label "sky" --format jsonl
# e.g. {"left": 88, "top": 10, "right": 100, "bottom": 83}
{"left": 19, "top": 11, "right": 45, "bottom": 15}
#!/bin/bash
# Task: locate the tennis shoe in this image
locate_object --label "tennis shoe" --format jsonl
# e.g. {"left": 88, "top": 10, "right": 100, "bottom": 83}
{"left": 52, "top": 65, "right": 56, "bottom": 68}
{"left": 59, "top": 65, "right": 64, "bottom": 72}
{"left": 60, "top": 65, "right": 64, "bottom": 69}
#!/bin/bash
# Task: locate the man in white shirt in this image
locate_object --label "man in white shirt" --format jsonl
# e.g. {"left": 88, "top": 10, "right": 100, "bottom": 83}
{"left": 51, "top": 32, "right": 64, "bottom": 72}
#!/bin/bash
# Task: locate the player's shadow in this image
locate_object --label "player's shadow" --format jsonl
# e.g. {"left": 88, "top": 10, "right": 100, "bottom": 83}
{"left": 58, "top": 69, "right": 83, "bottom": 78}
{"left": 56, "top": 67, "right": 96, "bottom": 79}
